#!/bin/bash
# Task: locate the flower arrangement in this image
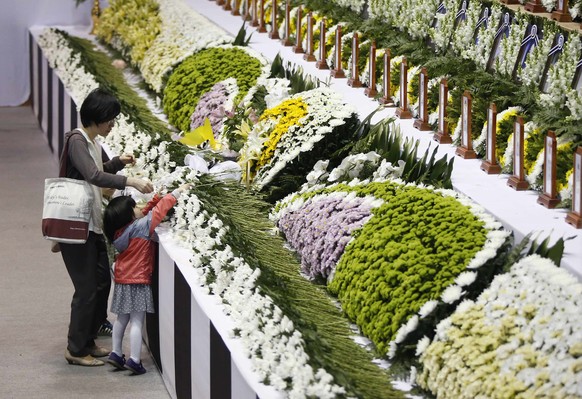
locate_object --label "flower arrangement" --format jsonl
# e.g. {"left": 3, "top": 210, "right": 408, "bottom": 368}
{"left": 493, "top": 12, "right": 528, "bottom": 78}
{"left": 37, "top": 28, "right": 100, "bottom": 105}
{"left": 428, "top": 0, "right": 458, "bottom": 55}
{"left": 539, "top": 33, "right": 581, "bottom": 109}
{"left": 162, "top": 45, "right": 270, "bottom": 132}
{"left": 253, "top": 98, "right": 308, "bottom": 174}
{"left": 399, "top": 0, "right": 440, "bottom": 40}
{"left": 517, "top": 23, "right": 556, "bottom": 87}
{"left": 271, "top": 152, "right": 395, "bottom": 281}
{"left": 252, "top": 87, "right": 359, "bottom": 196}
{"left": 138, "top": 0, "right": 233, "bottom": 93}
{"left": 94, "top": 0, "right": 161, "bottom": 67}
{"left": 461, "top": 3, "right": 502, "bottom": 69}
{"left": 449, "top": 0, "right": 481, "bottom": 58}
{"left": 327, "top": 178, "right": 511, "bottom": 357}
{"left": 276, "top": 190, "right": 381, "bottom": 281}
{"left": 189, "top": 78, "right": 239, "bottom": 144}
{"left": 473, "top": 106, "right": 522, "bottom": 162}
{"left": 417, "top": 254, "right": 582, "bottom": 398}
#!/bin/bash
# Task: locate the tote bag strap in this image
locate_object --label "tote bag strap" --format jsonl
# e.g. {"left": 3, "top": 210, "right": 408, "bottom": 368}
{"left": 58, "top": 130, "right": 83, "bottom": 178}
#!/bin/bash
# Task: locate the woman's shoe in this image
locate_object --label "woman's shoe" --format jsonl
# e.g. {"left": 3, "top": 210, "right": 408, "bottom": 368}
{"left": 65, "top": 349, "right": 104, "bottom": 366}
{"left": 107, "top": 352, "right": 126, "bottom": 370}
{"left": 124, "top": 358, "right": 147, "bottom": 375}
{"left": 88, "top": 345, "right": 110, "bottom": 357}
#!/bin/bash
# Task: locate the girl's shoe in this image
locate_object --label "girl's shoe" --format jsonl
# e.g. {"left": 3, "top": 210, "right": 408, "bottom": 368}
{"left": 107, "top": 352, "right": 126, "bottom": 370}
{"left": 124, "top": 358, "right": 147, "bottom": 375}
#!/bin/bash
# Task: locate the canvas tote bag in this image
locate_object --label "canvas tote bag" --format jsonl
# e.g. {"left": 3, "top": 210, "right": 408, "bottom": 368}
{"left": 42, "top": 133, "right": 94, "bottom": 243}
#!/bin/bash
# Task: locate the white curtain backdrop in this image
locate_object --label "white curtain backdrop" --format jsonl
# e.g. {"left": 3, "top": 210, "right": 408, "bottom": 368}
{"left": 0, "top": 0, "right": 98, "bottom": 106}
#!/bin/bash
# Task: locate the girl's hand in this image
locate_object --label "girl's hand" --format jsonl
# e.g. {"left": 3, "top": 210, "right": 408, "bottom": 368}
{"left": 120, "top": 154, "right": 135, "bottom": 165}
{"left": 178, "top": 183, "right": 192, "bottom": 193}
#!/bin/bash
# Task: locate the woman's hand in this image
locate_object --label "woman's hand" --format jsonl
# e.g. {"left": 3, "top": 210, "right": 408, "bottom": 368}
{"left": 120, "top": 154, "right": 135, "bottom": 165}
{"left": 127, "top": 177, "right": 154, "bottom": 194}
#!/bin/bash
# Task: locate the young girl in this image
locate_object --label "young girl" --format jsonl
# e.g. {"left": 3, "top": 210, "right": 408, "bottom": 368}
{"left": 103, "top": 184, "right": 189, "bottom": 374}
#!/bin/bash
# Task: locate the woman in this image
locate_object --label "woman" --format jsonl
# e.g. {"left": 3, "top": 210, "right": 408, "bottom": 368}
{"left": 60, "top": 88, "right": 153, "bottom": 367}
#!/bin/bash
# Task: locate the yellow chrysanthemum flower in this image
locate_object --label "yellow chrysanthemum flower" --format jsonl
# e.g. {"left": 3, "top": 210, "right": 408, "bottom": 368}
{"left": 255, "top": 98, "right": 308, "bottom": 171}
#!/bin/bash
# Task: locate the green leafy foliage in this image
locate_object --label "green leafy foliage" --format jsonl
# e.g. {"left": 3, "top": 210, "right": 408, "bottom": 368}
{"left": 269, "top": 53, "right": 320, "bottom": 94}
{"left": 233, "top": 22, "right": 253, "bottom": 46}
{"left": 349, "top": 114, "right": 454, "bottom": 188}
{"left": 502, "top": 232, "right": 572, "bottom": 272}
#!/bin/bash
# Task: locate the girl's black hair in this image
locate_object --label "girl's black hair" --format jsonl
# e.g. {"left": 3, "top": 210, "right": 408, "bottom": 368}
{"left": 103, "top": 196, "right": 136, "bottom": 242}
{"left": 80, "top": 88, "right": 121, "bottom": 127}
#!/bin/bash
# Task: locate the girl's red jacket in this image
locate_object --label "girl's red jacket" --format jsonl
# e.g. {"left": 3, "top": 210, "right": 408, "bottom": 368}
{"left": 112, "top": 193, "right": 177, "bottom": 285}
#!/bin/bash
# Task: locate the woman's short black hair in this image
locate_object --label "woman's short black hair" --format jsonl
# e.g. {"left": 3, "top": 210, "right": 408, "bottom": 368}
{"left": 103, "top": 196, "right": 136, "bottom": 242}
{"left": 80, "top": 88, "right": 121, "bottom": 127}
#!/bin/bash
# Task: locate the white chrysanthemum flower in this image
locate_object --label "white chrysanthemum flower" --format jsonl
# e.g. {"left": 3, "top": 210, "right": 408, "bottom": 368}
{"left": 441, "top": 285, "right": 464, "bottom": 304}
{"left": 418, "top": 300, "right": 439, "bottom": 319}
{"left": 455, "top": 271, "right": 478, "bottom": 287}
{"left": 416, "top": 336, "right": 431, "bottom": 356}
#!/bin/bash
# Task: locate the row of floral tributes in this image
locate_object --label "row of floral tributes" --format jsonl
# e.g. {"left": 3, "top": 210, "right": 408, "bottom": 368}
{"left": 38, "top": 0, "right": 582, "bottom": 396}
{"left": 219, "top": 0, "right": 581, "bottom": 207}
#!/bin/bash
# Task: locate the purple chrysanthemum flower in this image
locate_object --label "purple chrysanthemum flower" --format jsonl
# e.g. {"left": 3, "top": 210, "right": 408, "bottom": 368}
{"left": 190, "top": 82, "right": 229, "bottom": 138}
{"left": 278, "top": 195, "right": 374, "bottom": 280}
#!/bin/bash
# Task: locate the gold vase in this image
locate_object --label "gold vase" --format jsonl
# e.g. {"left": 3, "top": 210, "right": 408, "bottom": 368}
{"left": 90, "top": 0, "right": 100, "bottom": 35}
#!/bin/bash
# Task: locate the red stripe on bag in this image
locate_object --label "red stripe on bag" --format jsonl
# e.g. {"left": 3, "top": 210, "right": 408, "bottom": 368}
{"left": 42, "top": 218, "right": 89, "bottom": 241}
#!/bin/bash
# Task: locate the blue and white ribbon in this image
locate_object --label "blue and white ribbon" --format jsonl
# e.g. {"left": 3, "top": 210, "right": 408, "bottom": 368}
{"left": 548, "top": 34, "right": 565, "bottom": 58}
{"left": 475, "top": 7, "right": 489, "bottom": 32}
{"left": 520, "top": 25, "right": 539, "bottom": 49}
{"left": 494, "top": 12, "right": 511, "bottom": 41}
{"left": 519, "top": 25, "right": 540, "bottom": 67}
{"left": 456, "top": 0, "right": 467, "bottom": 21}
{"left": 436, "top": 2, "right": 447, "bottom": 14}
